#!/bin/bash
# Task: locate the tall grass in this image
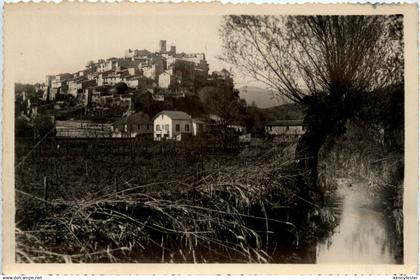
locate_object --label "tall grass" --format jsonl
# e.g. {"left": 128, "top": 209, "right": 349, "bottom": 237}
{"left": 319, "top": 123, "right": 404, "bottom": 263}
{"left": 16, "top": 142, "right": 321, "bottom": 263}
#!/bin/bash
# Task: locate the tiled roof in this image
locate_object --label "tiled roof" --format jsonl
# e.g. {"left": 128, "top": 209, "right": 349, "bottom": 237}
{"left": 266, "top": 120, "right": 304, "bottom": 126}
{"left": 192, "top": 118, "right": 206, "bottom": 124}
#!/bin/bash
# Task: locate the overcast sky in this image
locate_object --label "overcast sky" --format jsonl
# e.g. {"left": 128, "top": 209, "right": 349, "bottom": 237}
{"left": 9, "top": 13, "right": 255, "bottom": 86}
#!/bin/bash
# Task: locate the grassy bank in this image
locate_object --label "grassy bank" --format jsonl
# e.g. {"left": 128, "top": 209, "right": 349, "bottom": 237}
{"left": 16, "top": 140, "right": 328, "bottom": 263}
{"left": 319, "top": 123, "right": 404, "bottom": 263}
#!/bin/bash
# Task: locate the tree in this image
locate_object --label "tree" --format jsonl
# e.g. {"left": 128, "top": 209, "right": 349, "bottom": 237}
{"left": 15, "top": 117, "right": 34, "bottom": 138}
{"left": 86, "top": 60, "right": 96, "bottom": 69}
{"left": 33, "top": 114, "right": 55, "bottom": 138}
{"left": 243, "top": 102, "right": 265, "bottom": 135}
{"left": 199, "top": 86, "right": 245, "bottom": 147}
{"left": 15, "top": 83, "right": 36, "bottom": 95}
{"left": 220, "top": 15, "right": 403, "bottom": 200}
{"left": 115, "top": 82, "right": 128, "bottom": 95}
{"left": 199, "top": 86, "right": 243, "bottom": 122}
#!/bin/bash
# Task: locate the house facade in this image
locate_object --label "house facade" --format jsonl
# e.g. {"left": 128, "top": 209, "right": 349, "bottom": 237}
{"left": 55, "top": 120, "right": 112, "bottom": 138}
{"left": 158, "top": 72, "right": 175, "bottom": 88}
{"left": 68, "top": 79, "right": 97, "bottom": 98}
{"left": 153, "top": 110, "right": 193, "bottom": 141}
{"left": 265, "top": 120, "right": 305, "bottom": 142}
{"left": 112, "top": 112, "right": 153, "bottom": 138}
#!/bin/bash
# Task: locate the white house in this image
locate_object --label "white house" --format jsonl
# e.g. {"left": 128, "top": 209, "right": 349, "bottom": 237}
{"left": 158, "top": 72, "right": 174, "bottom": 89}
{"left": 265, "top": 120, "right": 305, "bottom": 142}
{"left": 153, "top": 110, "right": 193, "bottom": 141}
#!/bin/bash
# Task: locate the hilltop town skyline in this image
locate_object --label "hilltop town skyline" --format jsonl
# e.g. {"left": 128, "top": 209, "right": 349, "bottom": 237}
{"left": 11, "top": 15, "right": 261, "bottom": 87}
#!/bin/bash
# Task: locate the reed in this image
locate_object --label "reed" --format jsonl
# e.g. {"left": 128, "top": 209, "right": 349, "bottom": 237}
{"left": 16, "top": 144, "right": 312, "bottom": 263}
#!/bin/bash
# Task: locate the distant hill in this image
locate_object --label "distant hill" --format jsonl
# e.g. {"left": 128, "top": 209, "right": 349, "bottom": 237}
{"left": 260, "top": 103, "right": 305, "bottom": 122}
{"left": 237, "top": 86, "right": 285, "bottom": 108}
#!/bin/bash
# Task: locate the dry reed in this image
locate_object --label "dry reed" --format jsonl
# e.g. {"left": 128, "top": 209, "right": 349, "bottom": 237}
{"left": 16, "top": 144, "right": 309, "bottom": 263}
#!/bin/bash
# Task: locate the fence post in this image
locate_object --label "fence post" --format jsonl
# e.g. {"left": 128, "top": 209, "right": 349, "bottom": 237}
{"left": 43, "top": 176, "right": 48, "bottom": 211}
{"left": 200, "top": 144, "right": 204, "bottom": 175}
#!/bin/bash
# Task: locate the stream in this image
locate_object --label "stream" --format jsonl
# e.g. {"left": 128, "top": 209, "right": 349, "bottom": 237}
{"left": 316, "top": 180, "right": 398, "bottom": 264}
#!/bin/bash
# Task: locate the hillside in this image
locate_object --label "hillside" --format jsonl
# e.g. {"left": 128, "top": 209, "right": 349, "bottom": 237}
{"left": 260, "top": 103, "right": 305, "bottom": 122}
{"left": 237, "top": 86, "right": 285, "bottom": 108}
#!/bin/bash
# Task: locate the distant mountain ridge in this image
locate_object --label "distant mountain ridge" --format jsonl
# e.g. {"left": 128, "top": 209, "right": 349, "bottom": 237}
{"left": 237, "top": 86, "right": 285, "bottom": 109}
{"left": 260, "top": 103, "right": 305, "bottom": 122}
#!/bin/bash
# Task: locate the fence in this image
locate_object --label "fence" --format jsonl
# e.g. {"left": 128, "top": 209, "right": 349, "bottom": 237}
{"left": 15, "top": 136, "right": 241, "bottom": 160}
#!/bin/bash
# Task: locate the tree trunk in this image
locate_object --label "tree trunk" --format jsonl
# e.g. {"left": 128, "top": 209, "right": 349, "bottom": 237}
{"left": 294, "top": 91, "right": 348, "bottom": 203}
{"left": 295, "top": 127, "right": 331, "bottom": 202}
{"left": 296, "top": 130, "right": 329, "bottom": 185}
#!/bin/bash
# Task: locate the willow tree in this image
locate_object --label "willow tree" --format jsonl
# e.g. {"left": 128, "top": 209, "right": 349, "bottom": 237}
{"left": 221, "top": 15, "right": 403, "bottom": 199}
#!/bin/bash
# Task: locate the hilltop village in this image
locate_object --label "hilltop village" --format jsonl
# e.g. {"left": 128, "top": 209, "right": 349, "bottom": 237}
{"left": 15, "top": 40, "right": 305, "bottom": 143}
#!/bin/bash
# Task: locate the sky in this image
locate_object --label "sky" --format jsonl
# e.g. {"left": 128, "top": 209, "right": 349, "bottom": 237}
{"left": 8, "top": 13, "right": 250, "bottom": 86}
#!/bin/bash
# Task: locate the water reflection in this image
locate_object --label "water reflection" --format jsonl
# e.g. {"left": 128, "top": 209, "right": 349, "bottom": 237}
{"left": 316, "top": 183, "right": 396, "bottom": 264}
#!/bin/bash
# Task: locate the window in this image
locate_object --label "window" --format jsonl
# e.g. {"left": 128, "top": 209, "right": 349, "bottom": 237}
{"left": 138, "top": 124, "right": 140, "bottom": 130}
{"left": 175, "top": 124, "right": 180, "bottom": 132}
{"left": 146, "top": 124, "right": 150, "bottom": 130}
{"left": 185, "top": 124, "right": 190, "bottom": 132}
{"left": 156, "top": 124, "right": 161, "bottom": 131}
{"left": 165, "top": 124, "right": 169, "bottom": 131}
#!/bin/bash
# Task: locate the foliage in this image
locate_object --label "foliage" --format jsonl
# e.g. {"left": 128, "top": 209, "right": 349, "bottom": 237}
{"left": 352, "top": 84, "right": 404, "bottom": 152}
{"left": 319, "top": 121, "right": 404, "bottom": 263}
{"left": 260, "top": 103, "right": 304, "bottom": 122}
{"left": 221, "top": 15, "right": 403, "bottom": 103}
{"left": 95, "top": 85, "right": 112, "bottom": 95}
{"left": 242, "top": 103, "right": 265, "bottom": 135}
{"left": 15, "top": 83, "right": 37, "bottom": 95}
{"left": 114, "top": 82, "right": 129, "bottom": 95}
{"left": 15, "top": 117, "right": 34, "bottom": 138}
{"left": 15, "top": 143, "right": 328, "bottom": 263}
{"left": 199, "top": 86, "right": 244, "bottom": 124}
{"left": 132, "top": 92, "right": 205, "bottom": 118}
{"left": 220, "top": 15, "right": 404, "bottom": 200}
{"left": 33, "top": 114, "right": 55, "bottom": 138}
{"left": 86, "top": 60, "right": 96, "bottom": 69}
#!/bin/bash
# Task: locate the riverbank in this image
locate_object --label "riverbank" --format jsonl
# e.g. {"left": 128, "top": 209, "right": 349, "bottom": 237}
{"left": 16, "top": 143, "right": 323, "bottom": 263}
{"left": 317, "top": 179, "right": 399, "bottom": 264}
{"left": 318, "top": 122, "right": 404, "bottom": 264}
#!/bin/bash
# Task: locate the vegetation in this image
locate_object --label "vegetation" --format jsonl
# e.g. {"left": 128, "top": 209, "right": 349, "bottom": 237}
{"left": 14, "top": 15, "right": 405, "bottom": 264}
{"left": 15, "top": 140, "right": 339, "bottom": 263}
{"left": 33, "top": 114, "right": 55, "bottom": 138}
{"left": 15, "top": 83, "right": 41, "bottom": 95}
{"left": 319, "top": 120, "right": 404, "bottom": 263}
{"left": 221, "top": 15, "right": 404, "bottom": 202}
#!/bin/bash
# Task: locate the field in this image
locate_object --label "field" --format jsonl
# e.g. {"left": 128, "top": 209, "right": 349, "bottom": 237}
{"left": 15, "top": 137, "right": 337, "bottom": 263}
